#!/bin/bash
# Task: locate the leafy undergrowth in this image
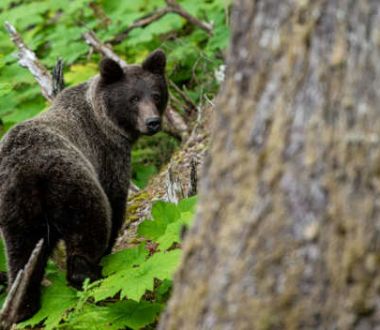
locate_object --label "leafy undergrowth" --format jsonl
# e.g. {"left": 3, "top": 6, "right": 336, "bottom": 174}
{"left": 3, "top": 196, "right": 197, "bottom": 330}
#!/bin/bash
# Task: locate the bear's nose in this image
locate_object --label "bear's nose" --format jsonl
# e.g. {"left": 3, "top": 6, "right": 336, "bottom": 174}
{"left": 146, "top": 117, "right": 161, "bottom": 134}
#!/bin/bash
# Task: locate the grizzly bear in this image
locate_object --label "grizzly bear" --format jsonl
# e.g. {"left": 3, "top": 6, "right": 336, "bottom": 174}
{"left": 0, "top": 49, "right": 168, "bottom": 322}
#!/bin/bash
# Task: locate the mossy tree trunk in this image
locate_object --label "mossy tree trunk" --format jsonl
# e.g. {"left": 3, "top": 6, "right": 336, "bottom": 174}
{"left": 159, "top": 0, "right": 380, "bottom": 329}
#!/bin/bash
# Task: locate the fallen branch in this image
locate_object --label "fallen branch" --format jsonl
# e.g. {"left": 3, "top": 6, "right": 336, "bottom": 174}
{"left": 110, "top": 0, "right": 212, "bottom": 45}
{"left": 165, "top": 0, "right": 213, "bottom": 34}
{"left": 163, "top": 106, "right": 189, "bottom": 141}
{"left": 5, "top": 22, "right": 65, "bottom": 101}
{"left": 166, "top": 165, "right": 185, "bottom": 203}
{"left": 4, "top": 22, "right": 54, "bottom": 101}
{"left": 0, "top": 239, "right": 44, "bottom": 330}
{"left": 188, "top": 157, "right": 198, "bottom": 197}
{"left": 169, "top": 80, "right": 197, "bottom": 117}
{"left": 83, "top": 31, "right": 127, "bottom": 69}
{"left": 111, "top": 8, "right": 171, "bottom": 45}
{"left": 52, "top": 58, "right": 65, "bottom": 97}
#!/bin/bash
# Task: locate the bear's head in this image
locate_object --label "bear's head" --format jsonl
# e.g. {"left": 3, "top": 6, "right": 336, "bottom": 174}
{"left": 96, "top": 49, "right": 168, "bottom": 138}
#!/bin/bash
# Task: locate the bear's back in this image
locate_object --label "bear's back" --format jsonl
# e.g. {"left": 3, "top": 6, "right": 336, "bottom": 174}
{"left": 0, "top": 111, "right": 99, "bottom": 196}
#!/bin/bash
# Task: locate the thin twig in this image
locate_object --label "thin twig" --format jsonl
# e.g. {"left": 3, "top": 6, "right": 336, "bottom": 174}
{"left": 111, "top": 7, "right": 171, "bottom": 45}
{"left": 168, "top": 94, "right": 184, "bottom": 112}
{"left": 4, "top": 22, "right": 54, "bottom": 101}
{"left": 169, "top": 80, "right": 197, "bottom": 116}
{"left": 83, "top": 31, "right": 127, "bottom": 68}
{"left": 0, "top": 239, "right": 44, "bottom": 330}
{"left": 110, "top": 0, "right": 212, "bottom": 45}
{"left": 165, "top": 0, "right": 213, "bottom": 34}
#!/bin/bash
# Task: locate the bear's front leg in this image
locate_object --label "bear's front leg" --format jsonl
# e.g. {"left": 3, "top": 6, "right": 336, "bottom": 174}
{"left": 49, "top": 174, "right": 112, "bottom": 291}
{"left": 105, "top": 195, "right": 127, "bottom": 255}
{"left": 67, "top": 255, "right": 102, "bottom": 290}
{"left": 62, "top": 206, "right": 111, "bottom": 290}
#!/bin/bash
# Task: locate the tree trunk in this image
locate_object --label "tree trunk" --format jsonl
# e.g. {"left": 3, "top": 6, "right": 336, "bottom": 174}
{"left": 159, "top": 0, "right": 380, "bottom": 329}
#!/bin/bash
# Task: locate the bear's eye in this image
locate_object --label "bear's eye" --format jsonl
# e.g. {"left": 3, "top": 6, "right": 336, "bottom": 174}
{"left": 130, "top": 95, "right": 140, "bottom": 104}
{"left": 152, "top": 93, "right": 160, "bottom": 103}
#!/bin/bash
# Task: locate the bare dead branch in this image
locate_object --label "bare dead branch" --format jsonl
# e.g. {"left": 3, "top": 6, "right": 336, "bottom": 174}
{"left": 0, "top": 271, "right": 23, "bottom": 330}
{"left": 110, "top": 0, "right": 212, "bottom": 45}
{"left": 166, "top": 166, "right": 185, "bottom": 203}
{"left": 111, "top": 7, "right": 171, "bottom": 45}
{"left": 4, "top": 22, "right": 54, "bottom": 101}
{"left": 163, "top": 106, "right": 189, "bottom": 141}
{"left": 165, "top": 0, "right": 213, "bottom": 35}
{"left": 129, "top": 182, "right": 140, "bottom": 195}
{"left": 83, "top": 31, "right": 128, "bottom": 69}
{"left": 188, "top": 157, "right": 197, "bottom": 197}
{"left": 52, "top": 58, "right": 65, "bottom": 97}
{"left": 0, "top": 239, "right": 44, "bottom": 330}
{"left": 169, "top": 80, "right": 197, "bottom": 116}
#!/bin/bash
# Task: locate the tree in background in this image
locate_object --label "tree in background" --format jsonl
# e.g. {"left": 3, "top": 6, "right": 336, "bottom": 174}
{"left": 160, "top": 0, "right": 380, "bottom": 328}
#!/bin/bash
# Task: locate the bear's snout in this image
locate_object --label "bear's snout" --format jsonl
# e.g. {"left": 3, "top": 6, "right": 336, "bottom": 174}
{"left": 145, "top": 117, "right": 161, "bottom": 135}
{"left": 137, "top": 100, "right": 161, "bottom": 135}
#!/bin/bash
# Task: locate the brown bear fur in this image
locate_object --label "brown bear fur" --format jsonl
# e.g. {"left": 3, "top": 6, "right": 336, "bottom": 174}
{"left": 0, "top": 49, "right": 168, "bottom": 322}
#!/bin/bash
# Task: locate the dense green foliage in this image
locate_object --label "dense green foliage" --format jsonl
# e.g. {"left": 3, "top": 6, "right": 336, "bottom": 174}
{"left": 0, "top": 0, "right": 230, "bottom": 185}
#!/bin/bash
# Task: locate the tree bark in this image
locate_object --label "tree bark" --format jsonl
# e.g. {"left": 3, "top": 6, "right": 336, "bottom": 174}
{"left": 160, "top": 0, "right": 380, "bottom": 329}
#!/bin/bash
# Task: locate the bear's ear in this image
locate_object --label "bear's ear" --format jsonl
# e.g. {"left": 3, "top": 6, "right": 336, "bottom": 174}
{"left": 99, "top": 58, "right": 124, "bottom": 84}
{"left": 142, "top": 49, "right": 166, "bottom": 75}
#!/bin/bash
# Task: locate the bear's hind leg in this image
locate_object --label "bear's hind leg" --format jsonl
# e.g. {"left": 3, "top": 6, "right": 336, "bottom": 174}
{"left": 62, "top": 200, "right": 111, "bottom": 289}
{"left": 50, "top": 181, "right": 111, "bottom": 290}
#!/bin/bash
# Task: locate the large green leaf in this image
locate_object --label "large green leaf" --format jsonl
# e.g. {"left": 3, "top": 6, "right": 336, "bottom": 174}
{"left": 64, "top": 300, "right": 162, "bottom": 330}
{"left": 178, "top": 195, "right": 198, "bottom": 213}
{"left": 91, "top": 250, "right": 181, "bottom": 302}
{"left": 103, "top": 300, "right": 162, "bottom": 330}
{"left": 137, "top": 201, "right": 181, "bottom": 240}
{"left": 120, "top": 250, "right": 181, "bottom": 301}
{"left": 18, "top": 270, "right": 78, "bottom": 330}
{"left": 156, "top": 211, "right": 194, "bottom": 250}
{"left": 101, "top": 243, "right": 148, "bottom": 276}
{"left": 0, "top": 83, "right": 11, "bottom": 98}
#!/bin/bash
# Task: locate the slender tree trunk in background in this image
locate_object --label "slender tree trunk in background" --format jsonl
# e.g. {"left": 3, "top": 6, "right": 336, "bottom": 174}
{"left": 159, "top": 0, "right": 380, "bottom": 329}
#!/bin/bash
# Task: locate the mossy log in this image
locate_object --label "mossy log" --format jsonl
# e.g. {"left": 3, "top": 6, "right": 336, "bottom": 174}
{"left": 114, "top": 105, "right": 212, "bottom": 251}
{"left": 160, "top": 0, "right": 380, "bottom": 329}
